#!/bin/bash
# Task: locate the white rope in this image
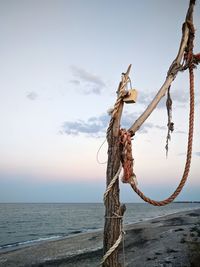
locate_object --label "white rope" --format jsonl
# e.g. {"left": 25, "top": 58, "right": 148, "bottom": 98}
{"left": 100, "top": 231, "right": 123, "bottom": 265}
{"left": 103, "top": 164, "right": 122, "bottom": 203}
{"left": 101, "top": 163, "right": 127, "bottom": 266}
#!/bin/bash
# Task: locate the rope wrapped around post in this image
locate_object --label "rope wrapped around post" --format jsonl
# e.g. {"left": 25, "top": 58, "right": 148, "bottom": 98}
{"left": 100, "top": 217, "right": 124, "bottom": 266}
{"left": 102, "top": 67, "right": 132, "bottom": 266}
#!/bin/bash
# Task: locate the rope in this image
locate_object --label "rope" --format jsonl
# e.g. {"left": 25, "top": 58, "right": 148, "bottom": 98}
{"left": 129, "top": 65, "right": 195, "bottom": 206}
{"left": 120, "top": 129, "right": 136, "bottom": 184}
{"left": 117, "top": 19, "right": 196, "bottom": 206}
{"left": 96, "top": 138, "right": 107, "bottom": 164}
{"left": 103, "top": 164, "right": 122, "bottom": 203}
{"left": 165, "top": 86, "right": 174, "bottom": 156}
{"left": 107, "top": 75, "right": 131, "bottom": 139}
{"left": 100, "top": 214, "right": 125, "bottom": 266}
{"left": 100, "top": 232, "right": 123, "bottom": 265}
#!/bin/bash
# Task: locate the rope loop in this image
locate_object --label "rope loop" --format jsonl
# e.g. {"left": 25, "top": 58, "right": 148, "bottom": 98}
{"left": 119, "top": 64, "right": 195, "bottom": 206}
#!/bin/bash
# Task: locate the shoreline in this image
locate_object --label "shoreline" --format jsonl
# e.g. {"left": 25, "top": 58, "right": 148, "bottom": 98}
{"left": 1, "top": 205, "right": 200, "bottom": 253}
{"left": 0, "top": 208, "right": 200, "bottom": 266}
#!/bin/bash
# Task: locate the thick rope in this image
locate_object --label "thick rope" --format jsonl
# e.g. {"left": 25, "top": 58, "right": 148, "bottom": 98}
{"left": 100, "top": 230, "right": 123, "bottom": 266}
{"left": 129, "top": 65, "right": 194, "bottom": 206}
{"left": 120, "top": 129, "right": 136, "bottom": 184}
{"left": 100, "top": 213, "right": 125, "bottom": 266}
{"left": 103, "top": 164, "right": 122, "bottom": 203}
{"left": 107, "top": 76, "right": 131, "bottom": 139}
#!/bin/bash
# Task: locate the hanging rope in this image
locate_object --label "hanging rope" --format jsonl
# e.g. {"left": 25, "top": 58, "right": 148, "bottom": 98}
{"left": 129, "top": 65, "right": 194, "bottom": 206}
{"left": 119, "top": 19, "right": 198, "bottom": 206}
{"left": 165, "top": 86, "right": 174, "bottom": 156}
{"left": 119, "top": 129, "right": 137, "bottom": 184}
{"left": 96, "top": 138, "right": 107, "bottom": 165}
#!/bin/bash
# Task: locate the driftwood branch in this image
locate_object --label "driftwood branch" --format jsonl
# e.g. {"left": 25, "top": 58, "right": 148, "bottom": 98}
{"left": 129, "top": 0, "right": 196, "bottom": 134}
{"left": 113, "top": 64, "right": 131, "bottom": 136}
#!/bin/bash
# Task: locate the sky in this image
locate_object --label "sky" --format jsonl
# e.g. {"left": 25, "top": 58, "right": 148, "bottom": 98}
{"left": 0, "top": 0, "right": 199, "bottom": 203}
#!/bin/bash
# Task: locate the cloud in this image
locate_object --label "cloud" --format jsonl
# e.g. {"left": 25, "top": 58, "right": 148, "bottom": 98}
{"left": 61, "top": 112, "right": 166, "bottom": 137}
{"left": 175, "top": 130, "right": 186, "bottom": 134}
{"left": 62, "top": 114, "right": 108, "bottom": 137}
{"left": 137, "top": 91, "right": 166, "bottom": 109}
{"left": 173, "top": 91, "right": 187, "bottom": 103}
{"left": 26, "top": 91, "right": 38, "bottom": 101}
{"left": 70, "top": 65, "right": 105, "bottom": 95}
{"left": 70, "top": 79, "right": 80, "bottom": 85}
{"left": 137, "top": 89, "right": 188, "bottom": 109}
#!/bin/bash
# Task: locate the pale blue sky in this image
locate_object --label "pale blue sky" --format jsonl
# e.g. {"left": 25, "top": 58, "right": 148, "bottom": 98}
{"left": 0, "top": 0, "right": 199, "bottom": 202}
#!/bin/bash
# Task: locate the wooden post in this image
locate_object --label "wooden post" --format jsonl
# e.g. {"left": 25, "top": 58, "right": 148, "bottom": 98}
{"left": 103, "top": 65, "right": 131, "bottom": 267}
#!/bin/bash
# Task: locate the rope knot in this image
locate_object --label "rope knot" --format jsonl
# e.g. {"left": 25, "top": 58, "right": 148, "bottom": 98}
{"left": 119, "top": 129, "right": 137, "bottom": 184}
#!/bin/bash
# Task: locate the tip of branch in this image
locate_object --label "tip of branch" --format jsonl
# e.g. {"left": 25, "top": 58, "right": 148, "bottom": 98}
{"left": 190, "top": 0, "right": 196, "bottom": 5}
{"left": 186, "top": 0, "right": 196, "bottom": 21}
{"left": 125, "top": 64, "right": 132, "bottom": 76}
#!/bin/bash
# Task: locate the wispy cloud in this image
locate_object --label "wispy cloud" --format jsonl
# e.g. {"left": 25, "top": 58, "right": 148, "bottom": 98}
{"left": 70, "top": 79, "right": 80, "bottom": 85}
{"left": 26, "top": 91, "right": 38, "bottom": 101}
{"left": 175, "top": 130, "right": 186, "bottom": 134}
{"left": 70, "top": 65, "right": 106, "bottom": 95}
{"left": 138, "top": 89, "right": 188, "bottom": 109}
{"left": 62, "top": 114, "right": 108, "bottom": 137}
{"left": 61, "top": 112, "right": 166, "bottom": 137}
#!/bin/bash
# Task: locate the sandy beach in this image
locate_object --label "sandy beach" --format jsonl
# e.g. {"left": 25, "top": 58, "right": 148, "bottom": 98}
{"left": 0, "top": 208, "right": 200, "bottom": 267}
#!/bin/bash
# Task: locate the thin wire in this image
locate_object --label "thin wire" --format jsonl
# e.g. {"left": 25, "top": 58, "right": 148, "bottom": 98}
{"left": 122, "top": 229, "right": 126, "bottom": 267}
{"left": 96, "top": 138, "right": 107, "bottom": 164}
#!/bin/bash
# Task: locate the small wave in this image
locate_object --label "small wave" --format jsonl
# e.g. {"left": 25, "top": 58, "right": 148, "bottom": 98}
{"left": 0, "top": 235, "right": 62, "bottom": 250}
{"left": 0, "top": 228, "right": 102, "bottom": 251}
{"left": 69, "top": 230, "right": 83, "bottom": 235}
{"left": 46, "top": 232, "right": 67, "bottom": 237}
{"left": 68, "top": 227, "right": 100, "bottom": 236}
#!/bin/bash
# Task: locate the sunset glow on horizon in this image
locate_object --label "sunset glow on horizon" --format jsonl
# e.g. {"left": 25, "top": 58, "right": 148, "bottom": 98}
{"left": 0, "top": 0, "right": 199, "bottom": 202}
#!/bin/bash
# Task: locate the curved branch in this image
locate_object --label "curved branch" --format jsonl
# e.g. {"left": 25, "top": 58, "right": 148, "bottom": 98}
{"left": 129, "top": 0, "right": 196, "bottom": 134}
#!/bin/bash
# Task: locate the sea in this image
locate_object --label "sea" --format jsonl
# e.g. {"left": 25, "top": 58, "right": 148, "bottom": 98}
{"left": 0, "top": 202, "right": 200, "bottom": 251}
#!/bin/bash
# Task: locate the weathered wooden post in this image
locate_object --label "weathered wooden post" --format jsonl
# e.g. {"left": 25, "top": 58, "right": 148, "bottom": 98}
{"left": 102, "top": 65, "right": 132, "bottom": 267}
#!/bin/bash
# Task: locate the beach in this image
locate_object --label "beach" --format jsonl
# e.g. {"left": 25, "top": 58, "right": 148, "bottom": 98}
{"left": 0, "top": 208, "right": 200, "bottom": 267}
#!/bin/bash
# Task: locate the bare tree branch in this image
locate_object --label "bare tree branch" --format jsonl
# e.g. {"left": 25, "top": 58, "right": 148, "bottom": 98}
{"left": 129, "top": 0, "right": 196, "bottom": 134}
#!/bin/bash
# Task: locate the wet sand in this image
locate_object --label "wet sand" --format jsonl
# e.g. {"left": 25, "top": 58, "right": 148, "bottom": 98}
{"left": 0, "top": 208, "right": 200, "bottom": 267}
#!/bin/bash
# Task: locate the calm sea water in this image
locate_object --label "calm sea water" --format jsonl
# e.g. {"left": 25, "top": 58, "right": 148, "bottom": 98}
{"left": 0, "top": 202, "right": 200, "bottom": 250}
